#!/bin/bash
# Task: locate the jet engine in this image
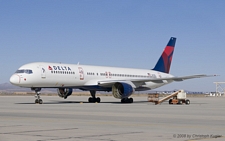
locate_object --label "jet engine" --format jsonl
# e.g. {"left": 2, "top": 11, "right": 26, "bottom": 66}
{"left": 57, "top": 88, "right": 73, "bottom": 99}
{"left": 112, "top": 82, "right": 134, "bottom": 99}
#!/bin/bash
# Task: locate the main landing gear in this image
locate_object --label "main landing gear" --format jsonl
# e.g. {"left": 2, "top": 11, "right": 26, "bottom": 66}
{"left": 88, "top": 90, "right": 101, "bottom": 103}
{"left": 33, "top": 88, "right": 43, "bottom": 104}
{"left": 121, "top": 98, "right": 133, "bottom": 103}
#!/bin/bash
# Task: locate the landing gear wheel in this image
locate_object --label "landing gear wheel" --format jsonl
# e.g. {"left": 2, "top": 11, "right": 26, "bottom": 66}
{"left": 185, "top": 99, "right": 190, "bottom": 105}
{"left": 38, "top": 99, "right": 43, "bottom": 104}
{"left": 35, "top": 99, "right": 43, "bottom": 104}
{"left": 88, "top": 97, "right": 101, "bottom": 103}
{"left": 96, "top": 97, "right": 101, "bottom": 103}
{"left": 35, "top": 99, "right": 39, "bottom": 104}
{"left": 88, "top": 91, "right": 101, "bottom": 103}
{"left": 121, "top": 98, "right": 133, "bottom": 103}
{"left": 88, "top": 97, "right": 93, "bottom": 103}
{"left": 129, "top": 98, "right": 133, "bottom": 103}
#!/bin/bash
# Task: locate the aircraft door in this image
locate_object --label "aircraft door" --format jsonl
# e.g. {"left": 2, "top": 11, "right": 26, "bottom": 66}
{"left": 78, "top": 67, "right": 84, "bottom": 80}
{"left": 40, "top": 66, "right": 46, "bottom": 78}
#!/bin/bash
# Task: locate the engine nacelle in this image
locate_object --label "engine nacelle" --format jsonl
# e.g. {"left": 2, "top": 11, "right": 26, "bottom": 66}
{"left": 57, "top": 88, "right": 73, "bottom": 99}
{"left": 112, "top": 82, "right": 134, "bottom": 99}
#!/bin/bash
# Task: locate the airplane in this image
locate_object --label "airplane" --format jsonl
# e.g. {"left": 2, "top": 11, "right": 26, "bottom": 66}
{"left": 9, "top": 37, "right": 216, "bottom": 104}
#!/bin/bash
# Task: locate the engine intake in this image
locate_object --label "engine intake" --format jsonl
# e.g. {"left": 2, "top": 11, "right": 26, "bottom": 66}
{"left": 112, "top": 82, "right": 134, "bottom": 99}
{"left": 57, "top": 88, "right": 73, "bottom": 99}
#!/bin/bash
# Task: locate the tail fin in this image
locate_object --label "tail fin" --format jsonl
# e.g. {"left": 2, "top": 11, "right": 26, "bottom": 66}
{"left": 153, "top": 37, "right": 176, "bottom": 73}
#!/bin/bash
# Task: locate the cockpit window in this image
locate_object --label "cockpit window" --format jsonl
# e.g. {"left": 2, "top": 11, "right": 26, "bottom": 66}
{"left": 15, "top": 69, "right": 33, "bottom": 74}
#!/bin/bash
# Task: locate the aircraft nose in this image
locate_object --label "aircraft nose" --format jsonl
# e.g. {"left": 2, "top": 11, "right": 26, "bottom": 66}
{"left": 10, "top": 74, "right": 20, "bottom": 85}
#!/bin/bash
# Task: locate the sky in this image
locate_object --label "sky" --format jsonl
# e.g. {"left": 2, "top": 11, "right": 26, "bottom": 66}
{"left": 0, "top": 0, "right": 225, "bottom": 92}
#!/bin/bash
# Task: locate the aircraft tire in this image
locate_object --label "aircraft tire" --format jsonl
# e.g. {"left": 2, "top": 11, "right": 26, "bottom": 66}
{"left": 38, "top": 99, "right": 43, "bottom": 104}
{"left": 88, "top": 97, "right": 93, "bottom": 103}
{"left": 129, "top": 98, "right": 133, "bottom": 103}
{"left": 121, "top": 99, "right": 126, "bottom": 103}
{"left": 96, "top": 97, "right": 101, "bottom": 103}
{"left": 121, "top": 98, "right": 133, "bottom": 103}
{"left": 35, "top": 99, "right": 39, "bottom": 104}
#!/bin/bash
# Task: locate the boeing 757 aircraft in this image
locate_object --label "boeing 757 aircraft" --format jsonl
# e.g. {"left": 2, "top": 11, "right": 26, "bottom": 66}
{"left": 10, "top": 37, "right": 215, "bottom": 104}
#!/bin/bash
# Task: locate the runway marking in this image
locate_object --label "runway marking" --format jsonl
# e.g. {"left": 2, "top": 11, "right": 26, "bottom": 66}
{"left": 0, "top": 126, "right": 143, "bottom": 141}
{"left": 36, "top": 131, "right": 143, "bottom": 141}
{"left": 0, "top": 127, "right": 78, "bottom": 135}
{"left": 0, "top": 125, "right": 23, "bottom": 128}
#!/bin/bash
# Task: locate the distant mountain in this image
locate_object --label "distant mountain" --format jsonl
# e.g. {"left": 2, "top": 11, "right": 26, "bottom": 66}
{"left": 0, "top": 83, "right": 55, "bottom": 93}
{"left": 0, "top": 83, "right": 15, "bottom": 89}
{"left": 0, "top": 83, "right": 28, "bottom": 92}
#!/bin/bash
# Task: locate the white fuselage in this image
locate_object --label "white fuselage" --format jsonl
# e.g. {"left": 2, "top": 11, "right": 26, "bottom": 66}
{"left": 10, "top": 62, "right": 174, "bottom": 91}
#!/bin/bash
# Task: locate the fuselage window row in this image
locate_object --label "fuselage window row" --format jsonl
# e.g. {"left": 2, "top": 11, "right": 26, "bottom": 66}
{"left": 51, "top": 71, "right": 75, "bottom": 74}
{"left": 87, "top": 72, "right": 95, "bottom": 75}
{"left": 50, "top": 71, "right": 150, "bottom": 78}
{"left": 99, "top": 72, "right": 150, "bottom": 78}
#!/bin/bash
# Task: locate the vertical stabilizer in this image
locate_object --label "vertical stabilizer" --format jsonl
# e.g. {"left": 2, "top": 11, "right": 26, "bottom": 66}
{"left": 153, "top": 37, "right": 176, "bottom": 73}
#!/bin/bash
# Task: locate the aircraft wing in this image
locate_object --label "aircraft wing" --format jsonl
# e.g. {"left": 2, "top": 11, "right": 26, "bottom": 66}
{"left": 143, "top": 74, "right": 217, "bottom": 83}
{"left": 96, "top": 74, "right": 217, "bottom": 88}
{"left": 164, "top": 74, "right": 217, "bottom": 81}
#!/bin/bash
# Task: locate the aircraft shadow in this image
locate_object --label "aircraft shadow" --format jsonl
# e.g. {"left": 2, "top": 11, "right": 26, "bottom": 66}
{"left": 15, "top": 100, "right": 149, "bottom": 105}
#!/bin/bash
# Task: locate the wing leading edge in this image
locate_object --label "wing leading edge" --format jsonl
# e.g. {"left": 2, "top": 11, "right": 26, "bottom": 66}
{"left": 88, "top": 74, "right": 217, "bottom": 88}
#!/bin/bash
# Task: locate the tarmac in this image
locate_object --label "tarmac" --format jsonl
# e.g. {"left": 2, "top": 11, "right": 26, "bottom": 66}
{"left": 0, "top": 95, "right": 224, "bottom": 141}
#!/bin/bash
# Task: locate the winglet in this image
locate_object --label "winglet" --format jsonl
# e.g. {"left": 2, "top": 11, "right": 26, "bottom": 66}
{"left": 153, "top": 37, "right": 176, "bottom": 73}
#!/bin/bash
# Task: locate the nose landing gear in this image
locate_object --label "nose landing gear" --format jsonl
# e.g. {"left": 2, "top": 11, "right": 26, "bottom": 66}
{"left": 32, "top": 88, "right": 43, "bottom": 104}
